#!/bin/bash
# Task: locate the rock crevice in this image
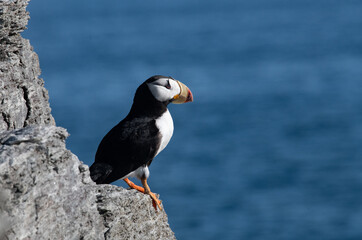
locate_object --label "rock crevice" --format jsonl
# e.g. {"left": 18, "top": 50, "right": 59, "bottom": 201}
{"left": 1, "top": 0, "right": 55, "bottom": 131}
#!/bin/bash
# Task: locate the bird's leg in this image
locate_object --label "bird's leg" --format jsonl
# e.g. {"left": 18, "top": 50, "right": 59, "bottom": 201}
{"left": 124, "top": 178, "right": 162, "bottom": 211}
{"left": 124, "top": 178, "right": 145, "bottom": 193}
{"left": 141, "top": 177, "right": 163, "bottom": 211}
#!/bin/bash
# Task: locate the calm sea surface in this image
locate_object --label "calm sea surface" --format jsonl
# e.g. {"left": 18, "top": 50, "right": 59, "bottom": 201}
{"left": 24, "top": 0, "right": 362, "bottom": 239}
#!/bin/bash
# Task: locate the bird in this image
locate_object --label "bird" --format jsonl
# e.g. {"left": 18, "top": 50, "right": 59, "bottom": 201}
{"left": 89, "top": 75, "right": 193, "bottom": 211}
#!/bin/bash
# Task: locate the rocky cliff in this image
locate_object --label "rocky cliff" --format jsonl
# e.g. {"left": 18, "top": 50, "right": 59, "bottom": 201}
{"left": 0, "top": 0, "right": 54, "bottom": 130}
{"left": 0, "top": 1, "right": 175, "bottom": 239}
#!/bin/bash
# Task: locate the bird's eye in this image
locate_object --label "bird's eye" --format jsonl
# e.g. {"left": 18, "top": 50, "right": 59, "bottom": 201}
{"left": 165, "top": 80, "right": 171, "bottom": 89}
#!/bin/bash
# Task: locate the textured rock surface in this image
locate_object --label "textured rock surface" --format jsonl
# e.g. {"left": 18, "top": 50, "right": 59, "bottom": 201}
{"left": 0, "top": 0, "right": 176, "bottom": 239}
{"left": 0, "top": 126, "right": 105, "bottom": 239}
{"left": 0, "top": 126, "right": 175, "bottom": 239}
{"left": 96, "top": 185, "right": 175, "bottom": 240}
{"left": 0, "top": 0, "right": 55, "bottom": 131}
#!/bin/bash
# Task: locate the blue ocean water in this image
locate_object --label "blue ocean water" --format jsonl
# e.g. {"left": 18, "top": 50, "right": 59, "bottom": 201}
{"left": 24, "top": 0, "right": 362, "bottom": 239}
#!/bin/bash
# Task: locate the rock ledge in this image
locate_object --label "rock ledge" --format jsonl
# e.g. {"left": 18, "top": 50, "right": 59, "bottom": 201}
{"left": 0, "top": 126, "right": 175, "bottom": 239}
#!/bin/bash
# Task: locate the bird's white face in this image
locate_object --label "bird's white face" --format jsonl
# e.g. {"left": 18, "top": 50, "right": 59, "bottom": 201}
{"left": 147, "top": 78, "right": 192, "bottom": 103}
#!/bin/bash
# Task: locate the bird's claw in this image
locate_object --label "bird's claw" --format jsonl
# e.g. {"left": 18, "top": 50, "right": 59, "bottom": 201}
{"left": 149, "top": 192, "right": 163, "bottom": 211}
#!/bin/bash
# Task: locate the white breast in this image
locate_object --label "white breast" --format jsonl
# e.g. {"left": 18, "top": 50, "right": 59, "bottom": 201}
{"left": 155, "top": 109, "right": 174, "bottom": 156}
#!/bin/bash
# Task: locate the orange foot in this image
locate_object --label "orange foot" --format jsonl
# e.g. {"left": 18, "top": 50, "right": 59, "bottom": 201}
{"left": 124, "top": 178, "right": 162, "bottom": 211}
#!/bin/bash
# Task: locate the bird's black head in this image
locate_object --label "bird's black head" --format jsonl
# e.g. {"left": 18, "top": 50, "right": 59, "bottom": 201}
{"left": 129, "top": 75, "right": 193, "bottom": 118}
{"left": 136, "top": 75, "right": 193, "bottom": 104}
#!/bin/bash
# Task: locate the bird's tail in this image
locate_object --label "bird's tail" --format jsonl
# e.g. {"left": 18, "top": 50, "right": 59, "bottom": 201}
{"left": 89, "top": 162, "right": 113, "bottom": 184}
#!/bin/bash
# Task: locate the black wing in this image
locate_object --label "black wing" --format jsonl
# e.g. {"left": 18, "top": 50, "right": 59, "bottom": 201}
{"left": 90, "top": 117, "right": 161, "bottom": 184}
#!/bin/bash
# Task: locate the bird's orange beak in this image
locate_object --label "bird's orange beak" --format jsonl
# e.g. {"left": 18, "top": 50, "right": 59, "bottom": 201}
{"left": 172, "top": 81, "right": 193, "bottom": 104}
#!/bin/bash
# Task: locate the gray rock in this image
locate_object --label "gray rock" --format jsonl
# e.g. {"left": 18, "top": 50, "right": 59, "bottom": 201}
{"left": 96, "top": 185, "right": 175, "bottom": 240}
{"left": 0, "top": 125, "right": 175, "bottom": 240}
{"left": 0, "top": 0, "right": 176, "bottom": 239}
{"left": 0, "top": 126, "right": 105, "bottom": 239}
{"left": 0, "top": 0, "right": 55, "bottom": 131}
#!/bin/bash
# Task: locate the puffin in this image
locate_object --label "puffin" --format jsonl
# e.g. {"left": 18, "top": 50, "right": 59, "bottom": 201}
{"left": 90, "top": 75, "right": 193, "bottom": 211}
